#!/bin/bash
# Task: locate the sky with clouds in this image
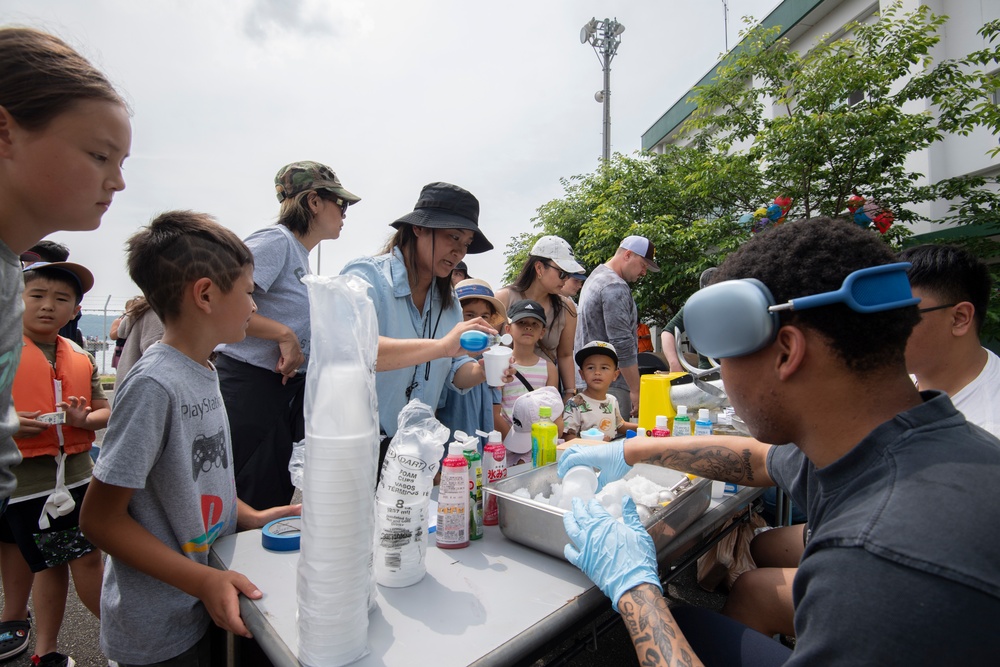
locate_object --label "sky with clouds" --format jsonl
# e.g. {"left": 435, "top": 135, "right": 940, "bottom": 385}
{"left": 4, "top": 0, "right": 779, "bottom": 313}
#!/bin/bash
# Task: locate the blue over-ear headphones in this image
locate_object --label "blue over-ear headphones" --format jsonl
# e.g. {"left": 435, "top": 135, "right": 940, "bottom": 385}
{"left": 683, "top": 262, "right": 920, "bottom": 359}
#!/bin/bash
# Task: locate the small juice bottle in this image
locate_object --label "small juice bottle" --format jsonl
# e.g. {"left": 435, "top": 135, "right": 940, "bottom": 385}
{"left": 481, "top": 430, "right": 506, "bottom": 526}
{"left": 694, "top": 409, "right": 713, "bottom": 436}
{"left": 651, "top": 415, "right": 671, "bottom": 438}
{"left": 462, "top": 434, "right": 483, "bottom": 541}
{"left": 672, "top": 405, "right": 691, "bottom": 437}
{"left": 531, "top": 406, "right": 558, "bottom": 466}
{"left": 437, "top": 443, "right": 469, "bottom": 549}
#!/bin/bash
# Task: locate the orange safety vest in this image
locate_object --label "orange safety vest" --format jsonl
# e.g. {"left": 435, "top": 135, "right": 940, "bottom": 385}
{"left": 11, "top": 336, "right": 95, "bottom": 458}
{"left": 637, "top": 323, "right": 654, "bottom": 353}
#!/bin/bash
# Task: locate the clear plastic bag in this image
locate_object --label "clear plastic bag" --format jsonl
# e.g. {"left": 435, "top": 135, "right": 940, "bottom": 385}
{"left": 696, "top": 511, "right": 768, "bottom": 592}
{"left": 373, "top": 399, "right": 450, "bottom": 587}
{"left": 298, "top": 274, "right": 380, "bottom": 667}
{"left": 288, "top": 438, "right": 305, "bottom": 491}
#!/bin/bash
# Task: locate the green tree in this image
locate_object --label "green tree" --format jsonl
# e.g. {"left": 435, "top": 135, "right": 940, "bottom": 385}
{"left": 683, "top": 3, "right": 999, "bottom": 226}
{"left": 505, "top": 146, "right": 766, "bottom": 323}
{"left": 521, "top": 3, "right": 999, "bottom": 332}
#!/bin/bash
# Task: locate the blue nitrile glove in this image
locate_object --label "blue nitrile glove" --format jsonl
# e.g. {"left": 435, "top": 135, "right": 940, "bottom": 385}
{"left": 557, "top": 441, "right": 631, "bottom": 490}
{"left": 563, "top": 497, "right": 662, "bottom": 612}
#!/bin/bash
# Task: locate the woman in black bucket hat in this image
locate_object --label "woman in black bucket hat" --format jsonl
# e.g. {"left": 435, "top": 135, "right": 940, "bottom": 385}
{"left": 342, "top": 182, "right": 508, "bottom": 469}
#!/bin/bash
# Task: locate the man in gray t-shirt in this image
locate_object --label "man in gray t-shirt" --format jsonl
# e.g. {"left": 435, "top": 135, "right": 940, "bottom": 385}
{"left": 93, "top": 343, "right": 238, "bottom": 665}
{"left": 574, "top": 236, "right": 660, "bottom": 418}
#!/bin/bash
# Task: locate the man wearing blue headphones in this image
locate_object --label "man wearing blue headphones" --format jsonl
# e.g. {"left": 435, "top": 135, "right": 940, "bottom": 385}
{"left": 558, "top": 218, "right": 1000, "bottom": 666}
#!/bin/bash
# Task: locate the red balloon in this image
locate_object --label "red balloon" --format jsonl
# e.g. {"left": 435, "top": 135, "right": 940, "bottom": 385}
{"left": 873, "top": 209, "right": 894, "bottom": 234}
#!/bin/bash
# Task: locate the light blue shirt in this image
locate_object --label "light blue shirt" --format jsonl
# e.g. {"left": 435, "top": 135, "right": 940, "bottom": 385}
{"left": 217, "top": 225, "right": 311, "bottom": 372}
{"left": 341, "top": 248, "right": 474, "bottom": 436}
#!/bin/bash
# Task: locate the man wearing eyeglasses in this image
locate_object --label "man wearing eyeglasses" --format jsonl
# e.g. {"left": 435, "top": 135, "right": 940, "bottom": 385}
{"left": 900, "top": 244, "right": 998, "bottom": 437}
{"left": 558, "top": 220, "right": 1000, "bottom": 666}
{"left": 574, "top": 235, "right": 660, "bottom": 418}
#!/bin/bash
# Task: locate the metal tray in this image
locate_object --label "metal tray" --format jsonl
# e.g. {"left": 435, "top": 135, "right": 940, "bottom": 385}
{"left": 489, "top": 463, "right": 711, "bottom": 561}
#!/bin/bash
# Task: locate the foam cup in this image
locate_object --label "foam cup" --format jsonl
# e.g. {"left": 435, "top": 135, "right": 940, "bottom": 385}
{"left": 483, "top": 346, "right": 513, "bottom": 386}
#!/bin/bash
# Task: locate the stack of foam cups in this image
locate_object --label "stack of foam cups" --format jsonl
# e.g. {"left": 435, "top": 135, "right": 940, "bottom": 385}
{"left": 299, "top": 275, "right": 380, "bottom": 667}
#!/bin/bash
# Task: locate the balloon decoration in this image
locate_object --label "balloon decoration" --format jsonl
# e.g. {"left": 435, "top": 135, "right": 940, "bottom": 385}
{"left": 846, "top": 195, "right": 894, "bottom": 234}
{"left": 741, "top": 196, "right": 793, "bottom": 233}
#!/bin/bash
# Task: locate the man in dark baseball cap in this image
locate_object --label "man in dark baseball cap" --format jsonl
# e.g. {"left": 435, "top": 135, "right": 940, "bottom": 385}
{"left": 618, "top": 235, "right": 660, "bottom": 274}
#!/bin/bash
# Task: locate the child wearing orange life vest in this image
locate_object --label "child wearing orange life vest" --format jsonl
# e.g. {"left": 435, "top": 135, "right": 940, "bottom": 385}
{"left": 0, "top": 262, "right": 109, "bottom": 665}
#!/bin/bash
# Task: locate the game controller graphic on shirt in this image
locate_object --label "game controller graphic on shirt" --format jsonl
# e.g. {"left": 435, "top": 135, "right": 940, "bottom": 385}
{"left": 191, "top": 428, "right": 228, "bottom": 481}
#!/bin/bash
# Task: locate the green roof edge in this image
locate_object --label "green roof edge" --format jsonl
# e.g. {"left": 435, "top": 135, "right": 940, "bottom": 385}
{"left": 904, "top": 223, "right": 1000, "bottom": 245}
{"left": 640, "top": 0, "right": 828, "bottom": 151}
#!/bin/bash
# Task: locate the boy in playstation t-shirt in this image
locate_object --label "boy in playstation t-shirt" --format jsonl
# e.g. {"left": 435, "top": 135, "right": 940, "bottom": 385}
{"left": 80, "top": 212, "right": 299, "bottom": 666}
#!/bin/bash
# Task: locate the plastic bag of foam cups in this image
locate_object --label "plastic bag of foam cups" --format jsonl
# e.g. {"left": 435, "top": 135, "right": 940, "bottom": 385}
{"left": 299, "top": 274, "right": 380, "bottom": 667}
{"left": 374, "top": 399, "right": 449, "bottom": 588}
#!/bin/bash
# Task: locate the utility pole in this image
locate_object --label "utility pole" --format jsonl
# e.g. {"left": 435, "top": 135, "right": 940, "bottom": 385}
{"left": 580, "top": 18, "right": 625, "bottom": 162}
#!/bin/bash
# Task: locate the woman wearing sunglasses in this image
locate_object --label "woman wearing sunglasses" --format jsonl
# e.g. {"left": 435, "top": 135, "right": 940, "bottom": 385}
{"left": 497, "top": 236, "right": 586, "bottom": 401}
{"left": 216, "top": 161, "right": 359, "bottom": 510}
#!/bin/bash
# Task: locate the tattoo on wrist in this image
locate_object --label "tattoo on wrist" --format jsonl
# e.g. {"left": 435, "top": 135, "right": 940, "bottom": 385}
{"left": 620, "top": 584, "right": 694, "bottom": 667}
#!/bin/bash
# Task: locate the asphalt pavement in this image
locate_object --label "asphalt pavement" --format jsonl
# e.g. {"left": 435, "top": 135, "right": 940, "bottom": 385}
{"left": 0, "top": 576, "right": 105, "bottom": 667}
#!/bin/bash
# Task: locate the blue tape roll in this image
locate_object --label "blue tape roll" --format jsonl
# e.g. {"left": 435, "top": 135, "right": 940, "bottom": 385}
{"left": 261, "top": 516, "right": 301, "bottom": 552}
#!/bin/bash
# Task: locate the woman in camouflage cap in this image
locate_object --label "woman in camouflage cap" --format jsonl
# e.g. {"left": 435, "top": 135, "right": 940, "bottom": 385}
{"left": 216, "top": 161, "right": 360, "bottom": 509}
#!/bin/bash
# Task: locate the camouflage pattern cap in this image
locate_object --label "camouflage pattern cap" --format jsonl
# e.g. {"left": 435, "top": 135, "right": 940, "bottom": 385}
{"left": 274, "top": 161, "right": 361, "bottom": 204}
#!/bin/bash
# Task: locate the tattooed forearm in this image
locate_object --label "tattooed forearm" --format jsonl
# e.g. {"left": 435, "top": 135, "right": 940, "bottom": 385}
{"left": 633, "top": 433, "right": 772, "bottom": 484}
{"left": 646, "top": 446, "right": 749, "bottom": 482}
{"left": 619, "top": 584, "right": 704, "bottom": 667}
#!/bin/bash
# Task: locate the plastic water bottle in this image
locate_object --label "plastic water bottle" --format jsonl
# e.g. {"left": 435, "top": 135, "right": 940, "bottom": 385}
{"left": 460, "top": 432, "right": 483, "bottom": 541}
{"left": 459, "top": 331, "right": 513, "bottom": 352}
{"left": 694, "top": 408, "right": 713, "bottom": 436}
{"left": 437, "top": 442, "right": 469, "bottom": 549}
{"left": 672, "top": 405, "right": 691, "bottom": 437}
{"left": 531, "top": 406, "right": 558, "bottom": 467}
{"left": 651, "top": 415, "right": 671, "bottom": 438}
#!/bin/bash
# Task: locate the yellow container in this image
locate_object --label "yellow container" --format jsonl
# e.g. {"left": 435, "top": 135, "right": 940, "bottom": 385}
{"left": 638, "top": 372, "right": 687, "bottom": 432}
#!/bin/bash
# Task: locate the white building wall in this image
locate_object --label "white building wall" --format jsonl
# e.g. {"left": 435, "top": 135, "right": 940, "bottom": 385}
{"left": 652, "top": 0, "right": 1000, "bottom": 233}
{"left": 894, "top": 0, "right": 1000, "bottom": 232}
